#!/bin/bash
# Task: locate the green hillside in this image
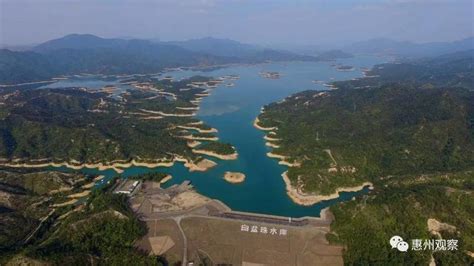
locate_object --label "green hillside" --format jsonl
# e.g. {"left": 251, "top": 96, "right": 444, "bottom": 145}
{"left": 0, "top": 170, "right": 159, "bottom": 265}
{"left": 0, "top": 76, "right": 222, "bottom": 166}
{"left": 259, "top": 85, "right": 474, "bottom": 194}
{"left": 258, "top": 50, "right": 474, "bottom": 264}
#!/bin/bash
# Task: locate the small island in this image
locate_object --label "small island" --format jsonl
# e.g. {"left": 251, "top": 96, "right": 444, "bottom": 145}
{"left": 223, "top": 171, "right": 246, "bottom": 184}
{"left": 259, "top": 71, "right": 281, "bottom": 79}
{"left": 335, "top": 65, "right": 355, "bottom": 71}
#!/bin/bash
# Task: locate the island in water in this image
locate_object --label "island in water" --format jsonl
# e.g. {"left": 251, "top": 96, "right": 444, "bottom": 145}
{"left": 223, "top": 171, "right": 246, "bottom": 183}
{"left": 259, "top": 71, "right": 281, "bottom": 79}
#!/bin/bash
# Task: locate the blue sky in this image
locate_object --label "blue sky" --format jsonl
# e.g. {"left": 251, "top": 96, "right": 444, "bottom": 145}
{"left": 0, "top": 0, "right": 472, "bottom": 45}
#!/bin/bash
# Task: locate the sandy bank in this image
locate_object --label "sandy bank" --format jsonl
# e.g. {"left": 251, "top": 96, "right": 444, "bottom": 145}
{"left": 81, "top": 182, "right": 95, "bottom": 189}
{"left": 265, "top": 142, "right": 280, "bottom": 148}
{"left": 223, "top": 171, "right": 246, "bottom": 184}
{"left": 0, "top": 155, "right": 220, "bottom": 174}
{"left": 52, "top": 199, "right": 78, "bottom": 207}
{"left": 267, "top": 151, "right": 286, "bottom": 159}
{"left": 186, "top": 140, "right": 202, "bottom": 148}
{"left": 264, "top": 135, "right": 281, "bottom": 142}
{"left": 160, "top": 175, "right": 172, "bottom": 184}
{"left": 180, "top": 135, "right": 219, "bottom": 141}
{"left": 157, "top": 91, "right": 177, "bottom": 99}
{"left": 176, "top": 106, "right": 199, "bottom": 111}
{"left": 187, "top": 121, "right": 204, "bottom": 126}
{"left": 175, "top": 157, "right": 217, "bottom": 172}
{"left": 68, "top": 190, "right": 91, "bottom": 198}
{"left": 140, "top": 116, "right": 163, "bottom": 120}
{"left": 48, "top": 186, "right": 73, "bottom": 195}
{"left": 93, "top": 175, "right": 105, "bottom": 182}
{"left": 282, "top": 171, "right": 373, "bottom": 206}
{"left": 0, "top": 160, "right": 125, "bottom": 174}
{"left": 253, "top": 117, "right": 277, "bottom": 131}
{"left": 266, "top": 152, "right": 301, "bottom": 167}
{"left": 177, "top": 125, "right": 218, "bottom": 133}
{"left": 140, "top": 109, "right": 195, "bottom": 117}
{"left": 0, "top": 158, "right": 175, "bottom": 174}
{"left": 192, "top": 149, "right": 238, "bottom": 160}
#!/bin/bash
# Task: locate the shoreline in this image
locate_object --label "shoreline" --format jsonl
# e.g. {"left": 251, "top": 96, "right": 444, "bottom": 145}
{"left": 265, "top": 142, "right": 280, "bottom": 148}
{"left": 177, "top": 125, "right": 218, "bottom": 134}
{"left": 253, "top": 117, "right": 277, "bottom": 131}
{"left": 139, "top": 109, "right": 196, "bottom": 117}
{"left": 0, "top": 156, "right": 217, "bottom": 174}
{"left": 180, "top": 135, "right": 219, "bottom": 141}
{"left": 0, "top": 80, "right": 55, "bottom": 87}
{"left": 186, "top": 140, "right": 202, "bottom": 148}
{"left": 174, "top": 157, "right": 217, "bottom": 172}
{"left": 192, "top": 149, "right": 238, "bottom": 160}
{"left": 176, "top": 106, "right": 199, "bottom": 111}
{"left": 160, "top": 174, "right": 172, "bottom": 184}
{"left": 223, "top": 171, "right": 246, "bottom": 184}
{"left": 282, "top": 171, "right": 373, "bottom": 206}
{"left": 264, "top": 135, "right": 281, "bottom": 142}
{"left": 266, "top": 152, "right": 301, "bottom": 167}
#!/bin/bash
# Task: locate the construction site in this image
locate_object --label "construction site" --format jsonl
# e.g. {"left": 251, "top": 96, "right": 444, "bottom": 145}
{"left": 128, "top": 180, "right": 343, "bottom": 266}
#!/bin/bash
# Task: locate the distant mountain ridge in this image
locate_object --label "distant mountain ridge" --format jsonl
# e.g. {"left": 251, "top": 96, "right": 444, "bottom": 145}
{"left": 33, "top": 34, "right": 127, "bottom": 52}
{"left": 314, "top": 50, "right": 353, "bottom": 60}
{"left": 2, "top": 34, "right": 472, "bottom": 85}
{"left": 0, "top": 34, "right": 317, "bottom": 85}
{"left": 165, "top": 37, "right": 261, "bottom": 57}
{"left": 345, "top": 37, "right": 474, "bottom": 57}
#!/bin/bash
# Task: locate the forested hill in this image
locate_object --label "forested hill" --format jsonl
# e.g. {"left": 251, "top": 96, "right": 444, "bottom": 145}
{"left": 334, "top": 49, "right": 474, "bottom": 90}
{"left": 344, "top": 36, "right": 474, "bottom": 57}
{"left": 0, "top": 34, "right": 316, "bottom": 85}
{"left": 0, "top": 76, "right": 222, "bottom": 165}
{"left": 257, "top": 50, "right": 474, "bottom": 264}
{"left": 259, "top": 85, "right": 474, "bottom": 194}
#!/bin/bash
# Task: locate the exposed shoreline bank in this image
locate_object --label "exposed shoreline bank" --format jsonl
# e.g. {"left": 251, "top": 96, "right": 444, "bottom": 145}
{"left": 282, "top": 171, "right": 373, "bottom": 206}
{"left": 0, "top": 156, "right": 217, "bottom": 174}
{"left": 253, "top": 117, "right": 277, "bottom": 131}
{"left": 266, "top": 152, "right": 301, "bottom": 167}
{"left": 192, "top": 149, "right": 238, "bottom": 160}
{"left": 223, "top": 171, "right": 246, "bottom": 183}
{"left": 177, "top": 125, "right": 218, "bottom": 133}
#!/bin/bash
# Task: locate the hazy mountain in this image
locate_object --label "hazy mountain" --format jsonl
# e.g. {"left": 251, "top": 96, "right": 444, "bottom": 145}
{"left": 0, "top": 34, "right": 317, "bottom": 85}
{"left": 166, "top": 37, "right": 260, "bottom": 57}
{"left": 0, "top": 44, "right": 36, "bottom": 51}
{"left": 34, "top": 34, "right": 314, "bottom": 61}
{"left": 314, "top": 50, "right": 353, "bottom": 61}
{"left": 346, "top": 37, "right": 474, "bottom": 57}
{"left": 333, "top": 49, "right": 474, "bottom": 90}
{"left": 166, "top": 37, "right": 316, "bottom": 61}
{"left": 33, "top": 34, "right": 127, "bottom": 52}
{"left": 1, "top": 35, "right": 232, "bottom": 84}
{"left": 0, "top": 49, "right": 58, "bottom": 84}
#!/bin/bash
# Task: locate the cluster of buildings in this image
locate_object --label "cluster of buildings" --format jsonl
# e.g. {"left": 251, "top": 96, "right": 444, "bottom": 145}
{"left": 114, "top": 180, "right": 141, "bottom": 195}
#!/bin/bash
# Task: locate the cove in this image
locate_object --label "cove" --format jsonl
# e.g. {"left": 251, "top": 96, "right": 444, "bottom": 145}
{"left": 47, "top": 55, "right": 386, "bottom": 218}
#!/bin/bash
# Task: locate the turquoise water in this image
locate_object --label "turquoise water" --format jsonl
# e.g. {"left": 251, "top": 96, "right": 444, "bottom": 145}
{"left": 47, "top": 56, "right": 386, "bottom": 218}
{"left": 39, "top": 76, "right": 135, "bottom": 98}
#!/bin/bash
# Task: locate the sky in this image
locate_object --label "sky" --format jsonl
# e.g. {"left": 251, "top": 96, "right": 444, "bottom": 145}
{"left": 0, "top": 0, "right": 473, "bottom": 46}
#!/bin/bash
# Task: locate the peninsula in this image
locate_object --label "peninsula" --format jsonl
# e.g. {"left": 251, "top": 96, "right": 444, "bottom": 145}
{"left": 0, "top": 76, "right": 231, "bottom": 173}
{"left": 256, "top": 50, "right": 474, "bottom": 265}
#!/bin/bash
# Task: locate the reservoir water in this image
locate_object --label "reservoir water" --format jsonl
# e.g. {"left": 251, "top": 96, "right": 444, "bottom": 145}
{"left": 45, "top": 56, "right": 386, "bottom": 218}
